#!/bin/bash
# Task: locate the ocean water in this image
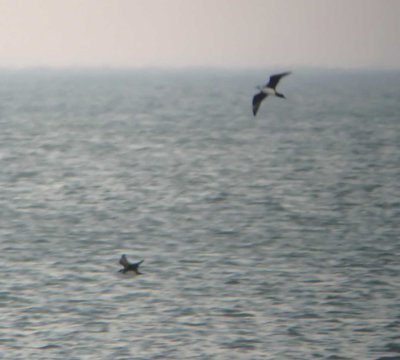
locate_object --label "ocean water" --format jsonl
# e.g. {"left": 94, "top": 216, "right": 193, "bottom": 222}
{"left": 0, "top": 68, "right": 399, "bottom": 360}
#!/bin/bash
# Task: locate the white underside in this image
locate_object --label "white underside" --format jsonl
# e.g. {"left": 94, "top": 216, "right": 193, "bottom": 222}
{"left": 263, "top": 87, "right": 277, "bottom": 96}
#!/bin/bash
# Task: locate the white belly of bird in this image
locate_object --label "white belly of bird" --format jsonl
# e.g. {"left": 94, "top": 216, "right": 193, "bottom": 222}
{"left": 263, "top": 87, "right": 277, "bottom": 96}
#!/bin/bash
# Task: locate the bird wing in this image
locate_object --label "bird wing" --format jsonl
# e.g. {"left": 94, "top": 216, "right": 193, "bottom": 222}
{"left": 119, "top": 254, "right": 130, "bottom": 268}
{"left": 132, "top": 259, "right": 144, "bottom": 267}
{"left": 252, "top": 91, "right": 267, "bottom": 116}
{"left": 267, "top": 71, "right": 291, "bottom": 89}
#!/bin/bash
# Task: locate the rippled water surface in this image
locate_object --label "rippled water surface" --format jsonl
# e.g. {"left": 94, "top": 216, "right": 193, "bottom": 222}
{"left": 0, "top": 69, "right": 399, "bottom": 359}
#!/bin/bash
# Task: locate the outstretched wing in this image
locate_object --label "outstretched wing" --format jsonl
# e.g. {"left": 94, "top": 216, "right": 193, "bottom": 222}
{"left": 119, "top": 254, "right": 130, "bottom": 268}
{"left": 267, "top": 71, "right": 291, "bottom": 89}
{"left": 252, "top": 91, "right": 267, "bottom": 116}
{"left": 133, "top": 259, "right": 144, "bottom": 267}
{"left": 132, "top": 259, "right": 144, "bottom": 274}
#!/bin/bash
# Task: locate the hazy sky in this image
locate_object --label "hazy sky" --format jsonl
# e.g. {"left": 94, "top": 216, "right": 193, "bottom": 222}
{"left": 1, "top": 0, "right": 399, "bottom": 69}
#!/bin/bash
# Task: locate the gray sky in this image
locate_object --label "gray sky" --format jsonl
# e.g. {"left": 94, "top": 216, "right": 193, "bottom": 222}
{"left": 1, "top": 0, "right": 399, "bottom": 69}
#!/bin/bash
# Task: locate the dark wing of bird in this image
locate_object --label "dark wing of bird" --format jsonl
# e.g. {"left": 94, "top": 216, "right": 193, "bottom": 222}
{"left": 267, "top": 71, "right": 291, "bottom": 89}
{"left": 119, "top": 254, "right": 130, "bottom": 268}
{"left": 252, "top": 91, "right": 267, "bottom": 116}
{"left": 134, "top": 259, "right": 144, "bottom": 267}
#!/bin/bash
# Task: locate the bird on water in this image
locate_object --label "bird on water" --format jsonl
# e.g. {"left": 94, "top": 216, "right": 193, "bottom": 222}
{"left": 252, "top": 71, "right": 291, "bottom": 116}
{"left": 119, "top": 254, "right": 144, "bottom": 274}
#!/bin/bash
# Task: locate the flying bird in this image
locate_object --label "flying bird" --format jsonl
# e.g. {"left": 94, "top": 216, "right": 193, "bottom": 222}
{"left": 252, "top": 72, "right": 291, "bottom": 116}
{"left": 119, "top": 254, "right": 144, "bottom": 274}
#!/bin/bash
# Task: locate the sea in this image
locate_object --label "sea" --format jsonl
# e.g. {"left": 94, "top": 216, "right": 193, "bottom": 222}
{"left": 0, "top": 68, "right": 399, "bottom": 360}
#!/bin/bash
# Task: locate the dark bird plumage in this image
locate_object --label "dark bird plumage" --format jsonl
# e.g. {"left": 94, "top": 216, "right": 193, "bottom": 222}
{"left": 252, "top": 71, "right": 291, "bottom": 116}
{"left": 119, "top": 254, "right": 144, "bottom": 274}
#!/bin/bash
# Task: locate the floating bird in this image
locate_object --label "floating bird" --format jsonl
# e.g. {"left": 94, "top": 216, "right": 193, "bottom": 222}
{"left": 119, "top": 254, "right": 144, "bottom": 274}
{"left": 252, "top": 72, "right": 291, "bottom": 116}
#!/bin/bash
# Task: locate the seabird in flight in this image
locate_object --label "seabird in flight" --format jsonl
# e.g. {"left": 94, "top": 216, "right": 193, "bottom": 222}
{"left": 252, "top": 71, "right": 291, "bottom": 116}
{"left": 119, "top": 254, "right": 144, "bottom": 274}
